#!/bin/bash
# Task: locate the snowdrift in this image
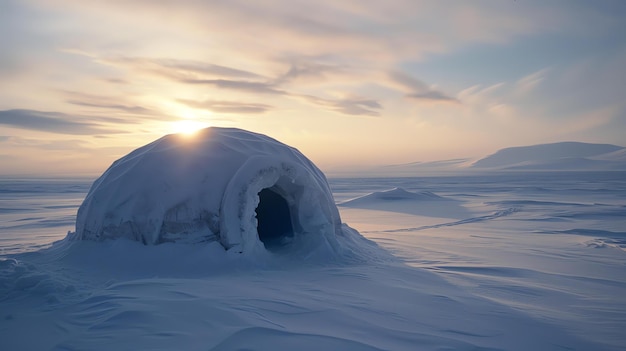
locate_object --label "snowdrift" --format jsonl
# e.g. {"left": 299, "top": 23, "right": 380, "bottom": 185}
{"left": 340, "top": 187, "right": 446, "bottom": 204}
{"left": 74, "top": 127, "right": 347, "bottom": 254}
{"left": 338, "top": 187, "right": 470, "bottom": 218}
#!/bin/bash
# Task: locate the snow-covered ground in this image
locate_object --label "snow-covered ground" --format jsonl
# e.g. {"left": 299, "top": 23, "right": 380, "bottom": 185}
{"left": 1, "top": 172, "right": 625, "bottom": 350}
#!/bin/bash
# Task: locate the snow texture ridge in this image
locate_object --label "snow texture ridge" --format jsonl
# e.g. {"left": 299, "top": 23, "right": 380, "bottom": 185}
{"left": 74, "top": 127, "right": 344, "bottom": 254}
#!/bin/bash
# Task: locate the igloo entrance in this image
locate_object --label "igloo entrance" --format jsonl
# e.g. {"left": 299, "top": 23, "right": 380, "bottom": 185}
{"left": 255, "top": 187, "right": 294, "bottom": 249}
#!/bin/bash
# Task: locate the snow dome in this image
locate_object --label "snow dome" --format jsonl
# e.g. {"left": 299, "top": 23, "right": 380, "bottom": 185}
{"left": 74, "top": 127, "right": 345, "bottom": 253}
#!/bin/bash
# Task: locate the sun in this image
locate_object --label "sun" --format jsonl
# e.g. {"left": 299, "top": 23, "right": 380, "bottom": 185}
{"left": 172, "top": 119, "right": 207, "bottom": 136}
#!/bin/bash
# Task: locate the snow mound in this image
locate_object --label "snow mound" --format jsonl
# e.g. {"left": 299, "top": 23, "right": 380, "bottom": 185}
{"left": 338, "top": 187, "right": 470, "bottom": 218}
{"left": 74, "top": 127, "right": 348, "bottom": 254}
{"left": 340, "top": 187, "right": 446, "bottom": 206}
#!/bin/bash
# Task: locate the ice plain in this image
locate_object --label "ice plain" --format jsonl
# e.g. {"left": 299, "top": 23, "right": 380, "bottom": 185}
{"left": 1, "top": 171, "right": 625, "bottom": 351}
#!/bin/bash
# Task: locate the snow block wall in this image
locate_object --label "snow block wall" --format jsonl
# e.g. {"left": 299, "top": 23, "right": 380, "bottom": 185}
{"left": 74, "top": 127, "right": 344, "bottom": 253}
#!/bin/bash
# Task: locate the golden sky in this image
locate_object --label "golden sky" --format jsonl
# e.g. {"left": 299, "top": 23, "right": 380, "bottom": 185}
{"left": 1, "top": 0, "right": 625, "bottom": 176}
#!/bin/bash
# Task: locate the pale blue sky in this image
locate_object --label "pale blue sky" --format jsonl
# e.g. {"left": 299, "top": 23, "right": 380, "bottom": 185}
{"left": 1, "top": 0, "right": 625, "bottom": 175}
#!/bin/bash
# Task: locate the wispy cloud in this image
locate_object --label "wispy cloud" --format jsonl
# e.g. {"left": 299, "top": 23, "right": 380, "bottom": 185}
{"left": 155, "top": 59, "right": 263, "bottom": 79}
{"left": 274, "top": 59, "right": 351, "bottom": 84}
{"left": 177, "top": 99, "right": 273, "bottom": 114}
{"left": 102, "top": 78, "right": 128, "bottom": 84}
{"left": 66, "top": 100, "right": 154, "bottom": 114}
{"left": 0, "top": 135, "right": 90, "bottom": 150}
{"left": 100, "top": 53, "right": 382, "bottom": 114}
{"left": 0, "top": 109, "right": 123, "bottom": 135}
{"left": 299, "top": 94, "right": 381, "bottom": 116}
{"left": 102, "top": 57, "right": 265, "bottom": 81}
{"left": 515, "top": 68, "right": 549, "bottom": 96}
{"left": 59, "top": 91, "right": 166, "bottom": 120}
{"left": 182, "top": 79, "right": 287, "bottom": 95}
{"left": 71, "top": 0, "right": 548, "bottom": 64}
{"left": 99, "top": 56, "right": 289, "bottom": 95}
{"left": 389, "top": 71, "right": 459, "bottom": 104}
{"left": 407, "top": 91, "right": 458, "bottom": 103}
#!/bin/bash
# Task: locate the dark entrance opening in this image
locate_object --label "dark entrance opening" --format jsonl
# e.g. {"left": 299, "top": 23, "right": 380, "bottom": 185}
{"left": 255, "top": 188, "right": 294, "bottom": 249}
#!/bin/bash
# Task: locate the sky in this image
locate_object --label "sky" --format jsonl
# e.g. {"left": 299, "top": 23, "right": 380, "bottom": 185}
{"left": 1, "top": 0, "right": 625, "bottom": 176}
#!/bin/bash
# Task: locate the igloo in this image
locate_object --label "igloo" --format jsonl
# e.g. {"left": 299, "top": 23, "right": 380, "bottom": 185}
{"left": 74, "top": 127, "right": 345, "bottom": 253}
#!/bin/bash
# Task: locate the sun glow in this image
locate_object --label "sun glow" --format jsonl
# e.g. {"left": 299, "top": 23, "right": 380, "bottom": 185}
{"left": 172, "top": 119, "right": 207, "bottom": 136}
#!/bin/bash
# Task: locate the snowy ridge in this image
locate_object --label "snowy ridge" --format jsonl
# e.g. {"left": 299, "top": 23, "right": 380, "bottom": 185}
{"left": 351, "top": 141, "right": 626, "bottom": 176}
{"left": 472, "top": 141, "right": 626, "bottom": 170}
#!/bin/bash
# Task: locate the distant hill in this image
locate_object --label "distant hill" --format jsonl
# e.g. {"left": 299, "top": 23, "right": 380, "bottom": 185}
{"left": 332, "top": 141, "right": 626, "bottom": 177}
{"left": 471, "top": 142, "right": 626, "bottom": 170}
